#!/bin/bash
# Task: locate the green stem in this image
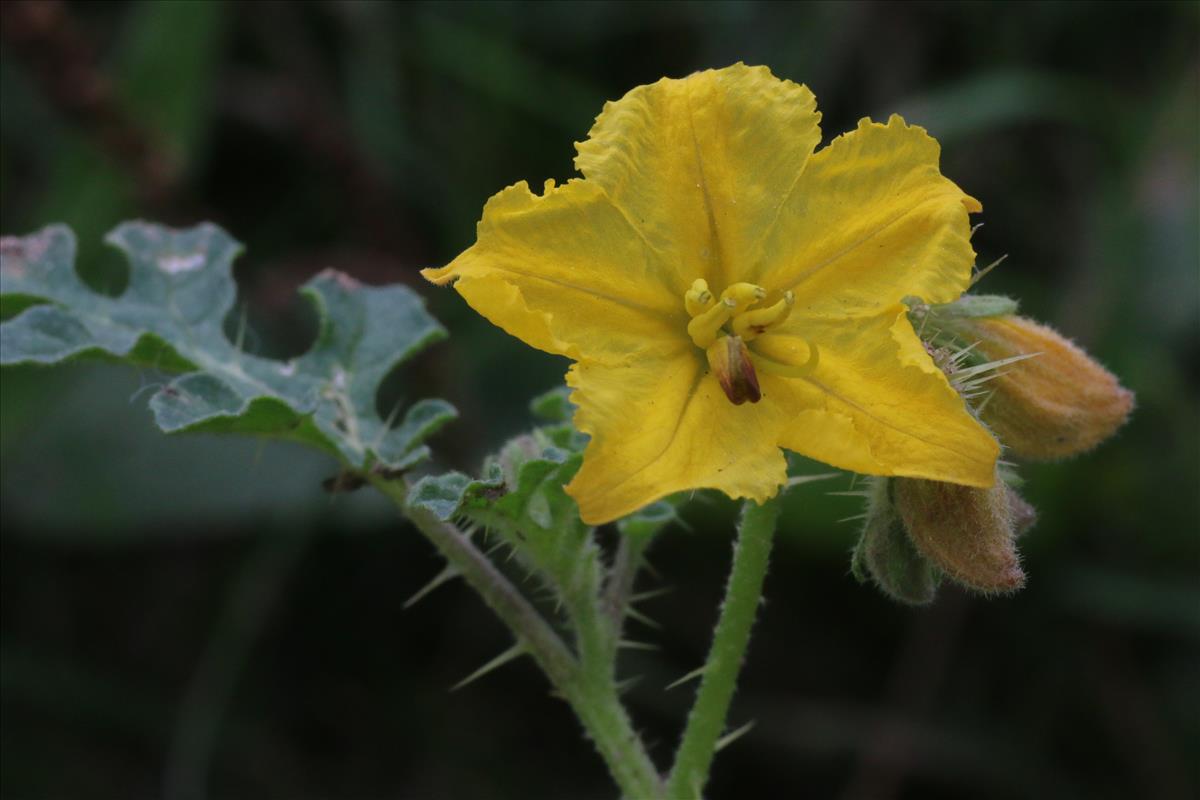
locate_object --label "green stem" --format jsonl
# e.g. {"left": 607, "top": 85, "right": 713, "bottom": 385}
{"left": 565, "top": 528, "right": 663, "bottom": 799}
{"left": 371, "top": 475, "right": 663, "bottom": 799}
{"left": 604, "top": 533, "right": 652, "bottom": 635}
{"left": 665, "top": 497, "right": 782, "bottom": 799}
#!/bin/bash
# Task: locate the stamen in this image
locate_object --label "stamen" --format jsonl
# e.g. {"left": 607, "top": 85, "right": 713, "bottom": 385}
{"left": 706, "top": 335, "right": 761, "bottom": 405}
{"left": 749, "top": 337, "right": 820, "bottom": 379}
{"left": 719, "top": 282, "right": 766, "bottom": 308}
{"left": 684, "top": 278, "right": 714, "bottom": 317}
{"left": 731, "top": 291, "right": 795, "bottom": 340}
{"left": 687, "top": 298, "right": 736, "bottom": 348}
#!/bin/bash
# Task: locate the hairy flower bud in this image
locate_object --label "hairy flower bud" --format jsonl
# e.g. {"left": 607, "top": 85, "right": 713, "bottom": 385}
{"left": 1007, "top": 487, "right": 1038, "bottom": 537}
{"left": 893, "top": 476, "right": 1029, "bottom": 594}
{"left": 851, "top": 478, "right": 939, "bottom": 605}
{"left": 961, "top": 316, "right": 1134, "bottom": 461}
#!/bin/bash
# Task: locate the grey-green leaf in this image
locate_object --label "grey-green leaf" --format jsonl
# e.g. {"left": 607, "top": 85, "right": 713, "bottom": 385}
{"left": 407, "top": 472, "right": 489, "bottom": 522}
{"left": 0, "top": 223, "right": 455, "bottom": 469}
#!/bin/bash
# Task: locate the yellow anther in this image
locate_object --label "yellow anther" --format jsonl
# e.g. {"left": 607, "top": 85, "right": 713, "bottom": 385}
{"left": 719, "top": 282, "right": 766, "bottom": 309}
{"left": 687, "top": 298, "right": 736, "bottom": 349}
{"left": 732, "top": 291, "right": 795, "bottom": 340}
{"left": 684, "top": 278, "right": 714, "bottom": 317}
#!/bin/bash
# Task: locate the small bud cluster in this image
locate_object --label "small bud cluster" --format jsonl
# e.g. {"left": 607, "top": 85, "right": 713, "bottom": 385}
{"left": 853, "top": 293, "right": 1132, "bottom": 603}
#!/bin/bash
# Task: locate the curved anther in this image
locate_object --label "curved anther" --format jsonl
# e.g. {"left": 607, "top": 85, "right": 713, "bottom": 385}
{"left": 732, "top": 291, "right": 795, "bottom": 340}
{"left": 749, "top": 338, "right": 820, "bottom": 379}
{"left": 707, "top": 335, "right": 761, "bottom": 405}
{"left": 684, "top": 278, "right": 714, "bottom": 317}
{"left": 719, "top": 282, "right": 766, "bottom": 309}
{"left": 687, "top": 298, "right": 736, "bottom": 349}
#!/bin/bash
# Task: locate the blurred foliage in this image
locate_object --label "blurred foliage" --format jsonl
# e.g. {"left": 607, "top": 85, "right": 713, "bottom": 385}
{"left": 1, "top": 1, "right": 1197, "bottom": 799}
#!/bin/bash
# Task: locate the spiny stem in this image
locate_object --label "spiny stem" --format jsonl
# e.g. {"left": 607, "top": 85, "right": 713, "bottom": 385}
{"left": 604, "top": 533, "right": 652, "bottom": 636}
{"left": 370, "top": 475, "right": 663, "bottom": 799}
{"left": 372, "top": 475, "right": 578, "bottom": 684}
{"left": 665, "top": 496, "right": 781, "bottom": 798}
{"left": 562, "top": 530, "right": 663, "bottom": 798}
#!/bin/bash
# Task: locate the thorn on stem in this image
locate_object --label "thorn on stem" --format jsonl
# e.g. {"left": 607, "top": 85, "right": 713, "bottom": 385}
{"left": 449, "top": 644, "right": 526, "bottom": 692}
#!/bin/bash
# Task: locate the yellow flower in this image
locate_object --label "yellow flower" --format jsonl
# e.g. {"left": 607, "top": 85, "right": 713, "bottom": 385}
{"left": 424, "top": 64, "right": 999, "bottom": 524}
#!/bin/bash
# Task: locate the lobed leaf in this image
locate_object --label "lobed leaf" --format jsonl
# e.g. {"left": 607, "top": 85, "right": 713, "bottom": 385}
{"left": 0, "top": 223, "right": 455, "bottom": 469}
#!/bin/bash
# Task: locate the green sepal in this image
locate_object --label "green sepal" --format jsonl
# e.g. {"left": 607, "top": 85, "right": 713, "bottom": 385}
{"left": 0, "top": 223, "right": 455, "bottom": 469}
{"left": 906, "top": 293, "right": 1020, "bottom": 327}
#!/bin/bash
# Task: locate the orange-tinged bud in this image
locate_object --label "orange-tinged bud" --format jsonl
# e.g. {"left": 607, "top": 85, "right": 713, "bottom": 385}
{"left": 963, "top": 316, "right": 1134, "bottom": 461}
{"left": 893, "top": 477, "right": 1028, "bottom": 594}
{"left": 706, "top": 335, "right": 761, "bottom": 405}
{"left": 1007, "top": 485, "right": 1038, "bottom": 537}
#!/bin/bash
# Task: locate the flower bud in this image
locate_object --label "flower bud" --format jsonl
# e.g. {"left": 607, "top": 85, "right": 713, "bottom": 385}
{"left": 960, "top": 316, "right": 1134, "bottom": 461}
{"left": 850, "top": 478, "right": 939, "bottom": 605}
{"left": 892, "top": 476, "right": 1029, "bottom": 594}
{"left": 492, "top": 433, "right": 542, "bottom": 487}
{"left": 1007, "top": 485, "right": 1038, "bottom": 537}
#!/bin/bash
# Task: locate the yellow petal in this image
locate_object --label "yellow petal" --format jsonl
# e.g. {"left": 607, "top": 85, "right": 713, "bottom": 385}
{"left": 763, "top": 305, "right": 998, "bottom": 486}
{"left": 565, "top": 353, "right": 788, "bottom": 524}
{"left": 574, "top": 63, "right": 822, "bottom": 292}
{"left": 754, "top": 116, "right": 980, "bottom": 316}
{"left": 422, "top": 179, "right": 686, "bottom": 365}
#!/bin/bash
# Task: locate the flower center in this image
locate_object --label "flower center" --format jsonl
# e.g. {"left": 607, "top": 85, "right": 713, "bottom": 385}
{"left": 683, "top": 278, "right": 818, "bottom": 405}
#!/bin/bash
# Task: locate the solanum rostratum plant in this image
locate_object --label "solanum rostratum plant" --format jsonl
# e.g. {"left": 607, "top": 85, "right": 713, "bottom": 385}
{"left": 0, "top": 64, "right": 1131, "bottom": 799}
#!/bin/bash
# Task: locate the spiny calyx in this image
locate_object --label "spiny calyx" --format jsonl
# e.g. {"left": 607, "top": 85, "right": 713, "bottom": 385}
{"left": 683, "top": 278, "right": 816, "bottom": 405}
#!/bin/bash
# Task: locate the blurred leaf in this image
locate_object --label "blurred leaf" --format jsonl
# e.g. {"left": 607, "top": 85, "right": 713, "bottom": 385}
{"left": 415, "top": 12, "right": 602, "bottom": 133}
{"left": 343, "top": 3, "right": 412, "bottom": 183}
{"left": 1055, "top": 565, "right": 1200, "bottom": 638}
{"left": 0, "top": 223, "right": 454, "bottom": 470}
{"left": 0, "top": 364, "right": 397, "bottom": 537}
{"left": 894, "top": 70, "right": 1117, "bottom": 144}
{"left": 113, "top": 0, "right": 226, "bottom": 171}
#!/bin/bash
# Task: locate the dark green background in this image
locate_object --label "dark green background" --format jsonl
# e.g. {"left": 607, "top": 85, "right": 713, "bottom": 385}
{"left": 2, "top": 2, "right": 1197, "bottom": 798}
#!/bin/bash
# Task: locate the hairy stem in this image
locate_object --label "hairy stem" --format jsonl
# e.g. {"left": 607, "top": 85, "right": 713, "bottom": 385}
{"left": 604, "top": 533, "right": 652, "bottom": 635}
{"left": 666, "top": 497, "right": 781, "bottom": 798}
{"left": 371, "top": 476, "right": 663, "bottom": 799}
